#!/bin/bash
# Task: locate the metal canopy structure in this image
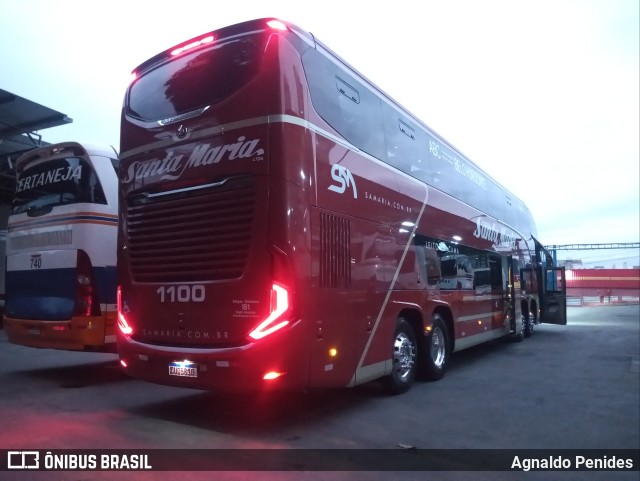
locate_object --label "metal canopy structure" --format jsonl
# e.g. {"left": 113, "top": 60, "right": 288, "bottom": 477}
{"left": 0, "top": 88, "right": 73, "bottom": 203}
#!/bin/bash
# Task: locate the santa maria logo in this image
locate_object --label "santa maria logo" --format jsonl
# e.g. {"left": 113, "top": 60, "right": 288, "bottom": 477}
{"left": 122, "top": 136, "right": 264, "bottom": 184}
{"left": 472, "top": 217, "right": 517, "bottom": 250}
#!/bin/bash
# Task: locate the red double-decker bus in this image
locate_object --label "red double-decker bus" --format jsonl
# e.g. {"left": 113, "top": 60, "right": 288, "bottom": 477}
{"left": 117, "top": 18, "right": 566, "bottom": 394}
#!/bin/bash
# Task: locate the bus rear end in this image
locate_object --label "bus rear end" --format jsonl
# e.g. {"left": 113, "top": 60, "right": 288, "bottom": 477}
{"left": 3, "top": 142, "right": 119, "bottom": 351}
{"left": 117, "top": 19, "right": 314, "bottom": 391}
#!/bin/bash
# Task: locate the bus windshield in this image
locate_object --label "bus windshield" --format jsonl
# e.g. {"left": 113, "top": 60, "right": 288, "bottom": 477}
{"left": 11, "top": 157, "right": 107, "bottom": 215}
{"left": 128, "top": 35, "right": 264, "bottom": 122}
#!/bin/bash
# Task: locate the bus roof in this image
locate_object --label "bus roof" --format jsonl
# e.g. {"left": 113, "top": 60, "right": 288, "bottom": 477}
{"left": 16, "top": 141, "right": 117, "bottom": 173}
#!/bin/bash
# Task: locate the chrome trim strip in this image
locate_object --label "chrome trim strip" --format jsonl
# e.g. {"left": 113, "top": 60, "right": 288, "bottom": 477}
{"left": 157, "top": 106, "right": 210, "bottom": 126}
{"left": 140, "top": 178, "right": 229, "bottom": 199}
{"left": 457, "top": 311, "right": 503, "bottom": 323}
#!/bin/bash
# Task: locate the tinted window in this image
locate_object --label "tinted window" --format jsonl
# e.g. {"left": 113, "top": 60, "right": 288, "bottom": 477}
{"left": 414, "top": 235, "right": 504, "bottom": 292}
{"left": 381, "top": 103, "right": 430, "bottom": 180}
{"left": 128, "top": 35, "right": 264, "bottom": 122}
{"left": 302, "top": 48, "right": 385, "bottom": 160}
{"left": 302, "top": 47, "right": 529, "bottom": 237}
{"left": 11, "top": 158, "right": 106, "bottom": 215}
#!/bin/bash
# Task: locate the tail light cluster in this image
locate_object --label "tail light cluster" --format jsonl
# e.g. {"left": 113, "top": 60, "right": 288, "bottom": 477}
{"left": 248, "top": 283, "right": 290, "bottom": 340}
{"left": 248, "top": 247, "right": 293, "bottom": 341}
{"left": 75, "top": 250, "right": 96, "bottom": 317}
{"left": 117, "top": 247, "right": 294, "bottom": 341}
{"left": 117, "top": 285, "right": 133, "bottom": 335}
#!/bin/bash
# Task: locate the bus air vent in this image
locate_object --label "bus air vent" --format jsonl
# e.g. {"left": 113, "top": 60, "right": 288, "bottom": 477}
{"left": 320, "top": 213, "right": 351, "bottom": 289}
{"left": 125, "top": 177, "right": 255, "bottom": 282}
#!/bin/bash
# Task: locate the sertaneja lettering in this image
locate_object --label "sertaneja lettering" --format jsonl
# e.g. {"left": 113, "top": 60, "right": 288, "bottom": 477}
{"left": 17, "top": 165, "right": 83, "bottom": 192}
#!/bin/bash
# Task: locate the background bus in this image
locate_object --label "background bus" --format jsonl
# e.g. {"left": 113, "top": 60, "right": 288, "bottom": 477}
{"left": 117, "top": 18, "right": 565, "bottom": 394}
{"left": 3, "top": 141, "right": 119, "bottom": 351}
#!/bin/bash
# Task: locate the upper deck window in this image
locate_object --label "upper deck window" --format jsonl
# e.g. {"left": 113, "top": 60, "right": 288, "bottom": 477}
{"left": 127, "top": 35, "right": 264, "bottom": 122}
{"left": 11, "top": 157, "right": 106, "bottom": 215}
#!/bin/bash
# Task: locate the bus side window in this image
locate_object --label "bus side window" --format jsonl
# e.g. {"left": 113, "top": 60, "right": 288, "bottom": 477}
{"left": 489, "top": 256, "right": 502, "bottom": 290}
{"left": 424, "top": 248, "right": 441, "bottom": 285}
{"left": 302, "top": 48, "right": 385, "bottom": 161}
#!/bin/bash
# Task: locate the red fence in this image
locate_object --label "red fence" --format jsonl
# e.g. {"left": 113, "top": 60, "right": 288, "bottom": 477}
{"left": 566, "top": 269, "right": 640, "bottom": 305}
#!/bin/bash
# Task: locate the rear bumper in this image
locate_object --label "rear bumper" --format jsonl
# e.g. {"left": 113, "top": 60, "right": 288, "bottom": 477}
{"left": 118, "top": 320, "right": 308, "bottom": 392}
{"left": 3, "top": 313, "right": 116, "bottom": 351}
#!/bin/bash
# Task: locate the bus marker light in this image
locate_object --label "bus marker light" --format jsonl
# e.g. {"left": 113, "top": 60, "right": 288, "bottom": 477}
{"left": 170, "top": 35, "right": 214, "bottom": 56}
{"left": 267, "top": 20, "right": 287, "bottom": 31}
{"left": 120, "top": 359, "right": 128, "bottom": 368}
{"left": 263, "top": 371, "right": 286, "bottom": 380}
{"left": 329, "top": 348, "right": 338, "bottom": 357}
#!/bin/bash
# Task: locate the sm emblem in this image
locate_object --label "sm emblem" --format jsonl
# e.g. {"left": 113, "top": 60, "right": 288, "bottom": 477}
{"left": 328, "top": 164, "right": 358, "bottom": 199}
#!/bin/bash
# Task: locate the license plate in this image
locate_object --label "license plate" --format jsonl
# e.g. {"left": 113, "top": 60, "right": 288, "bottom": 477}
{"left": 168, "top": 362, "right": 197, "bottom": 378}
{"left": 28, "top": 328, "right": 41, "bottom": 336}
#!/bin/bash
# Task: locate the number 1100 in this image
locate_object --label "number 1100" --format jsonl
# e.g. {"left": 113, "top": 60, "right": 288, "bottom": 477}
{"left": 156, "top": 285, "right": 205, "bottom": 303}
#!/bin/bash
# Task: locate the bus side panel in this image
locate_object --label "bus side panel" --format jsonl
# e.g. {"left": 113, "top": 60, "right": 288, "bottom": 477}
{"left": 3, "top": 247, "right": 116, "bottom": 350}
{"left": 307, "top": 208, "right": 397, "bottom": 388}
{"left": 5, "top": 250, "right": 76, "bottom": 320}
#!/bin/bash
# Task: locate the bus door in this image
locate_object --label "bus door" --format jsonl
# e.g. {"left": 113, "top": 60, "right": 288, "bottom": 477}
{"left": 529, "top": 237, "right": 567, "bottom": 325}
{"left": 539, "top": 266, "right": 567, "bottom": 325}
{"left": 505, "top": 256, "right": 521, "bottom": 330}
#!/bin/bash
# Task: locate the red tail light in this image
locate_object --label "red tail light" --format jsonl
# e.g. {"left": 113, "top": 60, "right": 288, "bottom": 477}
{"left": 170, "top": 35, "right": 214, "bottom": 56}
{"left": 117, "top": 285, "right": 133, "bottom": 335}
{"left": 75, "top": 250, "right": 94, "bottom": 317}
{"left": 248, "top": 283, "right": 290, "bottom": 340}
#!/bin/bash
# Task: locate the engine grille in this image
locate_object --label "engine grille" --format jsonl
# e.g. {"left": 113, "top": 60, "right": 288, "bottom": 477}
{"left": 125, "top": 177, "right": 255, "bottom": 282}
{"left": 320, "top": 212, "right": 351, "bottom": 288}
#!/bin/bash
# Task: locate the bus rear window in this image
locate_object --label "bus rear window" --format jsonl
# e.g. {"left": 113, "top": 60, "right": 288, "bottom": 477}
{"left": 127, "top": 35, "right": 264, "bottom": 122}
{"left": 11, "top": 157, "right": 107, "bottom": 215}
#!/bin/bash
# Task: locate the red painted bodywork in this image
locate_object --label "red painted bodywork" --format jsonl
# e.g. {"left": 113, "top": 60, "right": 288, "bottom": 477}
{"left": 566, "top": 269, "right": 640, "bottom": 289}
{"left": 117, "top": 18, "right": 539, "bottom": 392}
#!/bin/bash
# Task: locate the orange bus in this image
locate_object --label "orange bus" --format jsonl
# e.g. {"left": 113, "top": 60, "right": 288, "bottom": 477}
{"left": 4, "top": 142, "right": 119, "bottom": 351}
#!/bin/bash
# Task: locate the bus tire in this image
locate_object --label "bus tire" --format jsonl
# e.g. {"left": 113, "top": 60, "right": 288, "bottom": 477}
{"left": 421, "top": 314, "right": 450, "bottom": 381}
{"left": 383, "top": 317, "right": 417, "bottom": 395}
{"left": 523, "top": 311, "right": 534, "bottom": 338}
{"left": 509, "top": 309, "right": 524, "bottom": 342}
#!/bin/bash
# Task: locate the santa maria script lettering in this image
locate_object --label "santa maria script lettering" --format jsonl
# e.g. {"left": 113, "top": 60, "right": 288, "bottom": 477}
{"left": 122, "top": 136, "right": 264, "bottom": 184}
{"left": 472, "top": 217, "right": 517, "bottom": 250}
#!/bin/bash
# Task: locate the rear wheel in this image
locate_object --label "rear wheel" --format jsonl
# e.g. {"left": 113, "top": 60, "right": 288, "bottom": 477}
{"left": 421, "top": 314, "right": 450, "bottom": 381}
{"left": 523, "top": 310, "right": 534, "bottom": 338}
{"left": 383, "top": 318, "right": 417, "bottom": 395}
{"left": 509, "top": 308, "right": 524, "bottom": 342}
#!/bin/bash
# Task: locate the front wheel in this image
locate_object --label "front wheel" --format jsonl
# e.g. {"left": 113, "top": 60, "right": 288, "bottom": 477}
{"left": 383, "top": 318, "right": 417, "bottom": 395}
{"left": 420, "top": 314, "right": 450, "bottom": 381}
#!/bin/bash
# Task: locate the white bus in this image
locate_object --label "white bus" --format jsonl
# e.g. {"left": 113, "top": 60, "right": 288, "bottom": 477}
{"left": 3, "top": 141, "right": 119, "bottom": 351}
